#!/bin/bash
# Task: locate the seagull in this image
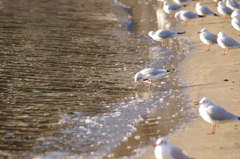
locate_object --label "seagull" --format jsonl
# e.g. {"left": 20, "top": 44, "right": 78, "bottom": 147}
{"left": 217, "top": 2, "right": 233, "bottom": 21}
{"left": 163, "top": 1, "right": 187, "bottom": 19}
{"left": 147, "top": 29, "right": 185, "bottom": 46}
{"left": 173, "top": 0, "right": 193, "bottom": 5}
{"left": 196, "top": 97, "right": 240, "bottom": 135}
{"left": 226, "top": 0, "right": 240, "bottom": 10}
{"left": 195, "top": 2, "right": 219, "bottom": 20}
{"left": 134, "top": 68, "right": 174, "bottom": 89}
{"left": 231, "top": 9, "right": 240, "bottom": 19}
{"left": 175, "top": 10, "right": 205, "bottom": 26}
{"left": 213, "top": 0, "right": 222, "bottom": 6}
{"left": 198, "top": 28, "right": 217, "bottom": 51}
{"left": 154, "top": 137, "right": 191, "bottom": 159}
{"left": 231, "top": 16, "right": 240, "bottom": 35}
{"left": 217, "top": 32, "right": 240, "bottom": 55}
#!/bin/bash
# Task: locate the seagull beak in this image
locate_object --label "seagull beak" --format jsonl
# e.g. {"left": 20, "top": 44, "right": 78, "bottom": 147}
{"left": 216, "top": 35, "right": 218, "bottom": 37}
{"left": 153, "top": 144, "right": 157, "bottom": 147}
{"left": 197, "top": 32, "right": 201, "bottom": 34}
{"left": 195, "top": 101, "right": 200, "bottom": 105}
{"left": 146, "top": 34, "right": 149, "bottom": 36}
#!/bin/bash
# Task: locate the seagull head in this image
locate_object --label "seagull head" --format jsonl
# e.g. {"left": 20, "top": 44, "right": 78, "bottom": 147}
{"left": 163, "top": 1, "right": 169, "bottom": 6}
{"left": 134, "top": 72, "right": 143, "bottom": 86}
{"left": 196, "top": 2, "right": 202, "bottom": 7}
{"left": 196, "top": 97, "right": 213, "bottom": 105}
{"left": 198, "top": 28, "right": 208, "bottom": 34}
{"left": 217, "top": 32, "right": 226, "bottom": 38}
{"left": 218, "top": 2, "right": 223, "bottom": 6}
{"left": 154, "top": 137, "right": 169, "bottom": 147}
{"left": 175, "top": 12, "right": 181, "bottom": 21}
{"left": 147, "top": 31, "right": 155, "bottom": 38}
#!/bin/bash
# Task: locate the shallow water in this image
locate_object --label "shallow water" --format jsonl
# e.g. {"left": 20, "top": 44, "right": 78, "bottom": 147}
{"left": 0, "top": 0, "right": 194, "bottom": 158}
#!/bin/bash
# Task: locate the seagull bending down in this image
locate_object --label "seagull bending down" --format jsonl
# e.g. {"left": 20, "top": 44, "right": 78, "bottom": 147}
{"left": 134, "top": 68, "right": 174, "bottom": 90}
{"left": 147, "top": 29, "right": 185, "bottom": 46}
{"left": 217, "top": 32, "right": 240, "bottom": 55}
{"left": 175, "top": 10, "right": 205, "bottom": 26}
{"left": 154, "top": 137, "right": 191, "bottom": 159}
{"left": 198, "top": 28, "right": 217, "bottom": 51}
{"left": 196, "top": 97, "right": 240, "bottom": 135}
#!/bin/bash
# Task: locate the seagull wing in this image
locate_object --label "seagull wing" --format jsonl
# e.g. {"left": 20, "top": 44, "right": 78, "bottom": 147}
{"left": 171, "top": 145, "right": 191, "bottom": 159}
{"left": 206, "top": 104, "right": 238, "bottom": 121}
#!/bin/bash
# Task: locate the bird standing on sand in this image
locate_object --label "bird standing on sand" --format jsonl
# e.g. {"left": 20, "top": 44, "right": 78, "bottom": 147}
{"left": 154, "top": 137, "right": 191, "bottom": 159}
{"left": 231, "top": 9, "right": 240, "bottom": 19}
{"left": 173, "top": 0, "right": 193, "bottom": 5}
{"left": 195, "top": 2, "right": 219, "bottom": 21}
{"left": 196, "top": 97, "right": 240, "bottom": 135}
{"left": 175, "top": 10, "right": 205, "bottom": 26}
{"left": 163, "top": 1, "right": 187, "bottom": 19}
{"left": 217, "top": 2, "right": 233, "bottom": 21}
{"left": 231, "top": 16, "right": 240, "bottom": 36}
{"left": 226, "top": 0, "right": 240, "bottom": 10}
{"left": 147, "top": 30, "right": 185, "bottom": 47}
{"left": 134, "top": 68, "right": 174, "bottom": 90}
{"left": 217, "top": 32, "right": 240, "bottom": 55}
{"left": 198, "top": 28, "right": 217, "bottom": 51}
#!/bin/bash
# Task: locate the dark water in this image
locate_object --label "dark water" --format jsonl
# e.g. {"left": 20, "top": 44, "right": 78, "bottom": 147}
{"left": 0, "top": 0, "right": 194, "bottom": 158}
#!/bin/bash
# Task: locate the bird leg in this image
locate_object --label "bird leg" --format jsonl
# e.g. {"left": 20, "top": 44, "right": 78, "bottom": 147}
{"left": 205, "top": 45, "right": 210, "bottom": 51}
{"left": 170, "top": 14, "right": 173, "bottom": 19}
{"left": 207, "top": 123, "right": 216, "bottom": 135}
{"left": 148, "top": 80, "right": 152, "bottom": 90}
{"left": 223, "top": 49, "right": 228, "bottom": 55}
{"left": 161, "top": 41, "right": 165, "bottom": 47}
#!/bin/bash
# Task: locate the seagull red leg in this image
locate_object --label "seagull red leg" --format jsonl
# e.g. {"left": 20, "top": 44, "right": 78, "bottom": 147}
{"left": 205, "top": 45, "right": 210, "bottom": 51}
{"left": 207, "top": 123, "right": 216, "bottom": 135}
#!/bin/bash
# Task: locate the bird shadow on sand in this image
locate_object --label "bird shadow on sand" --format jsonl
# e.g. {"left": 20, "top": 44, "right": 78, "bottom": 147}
{"left": 174, "top": 83, "right": 215, "bottom": 89}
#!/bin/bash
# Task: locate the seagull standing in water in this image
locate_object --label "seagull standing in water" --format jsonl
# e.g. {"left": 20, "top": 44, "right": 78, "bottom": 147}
{"left": 134, "top": 68, "right": 174, "bottom": 90}
{"left": 196, "top": 97, "right": 240, "bottom": 135}
{"left": 175, "top": 10, "right": 205, "bottom": 26}
{"left": 163, "top": 1, "right": 187, "bottom": 19}
{"left": 198, "top": 28, "right": 217, "bottom": 51}
{"left": 195, "top": 2, "right": 219, "bottom": 20}
{"left": 147, "top": 29, "right": 185, "bottom": 47}
{"left": 217, "top": 32, "right": 240, "bottom": 55}
{"left": 154, "top": 137, "right": 191, "bottom": 159}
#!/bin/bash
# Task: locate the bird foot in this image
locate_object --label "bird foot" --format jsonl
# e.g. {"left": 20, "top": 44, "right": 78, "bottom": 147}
{"left": 207, "top": 132, "right": 215, "bottom": 135}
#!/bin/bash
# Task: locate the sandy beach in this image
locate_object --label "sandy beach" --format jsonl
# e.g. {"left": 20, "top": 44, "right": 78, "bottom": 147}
{"left": 138, "top": 1, "right": 240, "bottom": 159}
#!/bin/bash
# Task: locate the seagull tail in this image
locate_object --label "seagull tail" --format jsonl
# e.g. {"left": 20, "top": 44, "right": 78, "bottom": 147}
{"left": 214, "top": 13, "right": 219, "bottom": 17}
{"left": 183, "top": 5, "right": 187, "bottom": 7}
{"left": 238, "top": 117, "right": 240, "bottom": 121}
{"left": 199, "top": 15, "right": 205, "bottom": 18}
{"left": 177, "top": 31, "right": 185, "bottom": 34}
{"left": 166, "top": 69, "right": 175, "bottom": 73}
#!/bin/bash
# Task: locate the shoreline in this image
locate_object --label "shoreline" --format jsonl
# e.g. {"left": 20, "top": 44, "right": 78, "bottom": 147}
{"left": 137, "top": 1, "right": 240, "bottom": 159}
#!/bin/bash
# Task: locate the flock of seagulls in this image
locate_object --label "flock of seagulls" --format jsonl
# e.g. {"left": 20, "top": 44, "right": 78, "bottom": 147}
{"left": 132, "top": 0, "right": 240, "bottom": 158}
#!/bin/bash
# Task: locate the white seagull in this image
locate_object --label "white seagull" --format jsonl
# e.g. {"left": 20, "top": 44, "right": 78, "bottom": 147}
{"left": 217, "top": 2, "right": 233, "bottom": 21}
{"left": 217, "top": 32, "right": 240, "bottom": 55}
{"left": 175, "top": 10, "right": 205, "bottom": 26}
{"left": 195, "top": 2, "right": 219, "bottom": 21}
{"left": 147, "top": 29, "right": 185, "bottom": 46}
{"left": 226, "top": 0, "right": 240, "bottom": 10}
{"left": 198, "top": 28, "right": 217, "bottom": 51}
{"left": 154, "top": 137, "right": 191, "bottom": 159}
{"left": 196, "top": 97, "right": 240, "bottom": 135}
{"left": 231, "top": 9, "right": 240, "bottom": 19}
{"left": 163, "top": 1, "right": 187, "bottom": 19}
{"left": 134, "top": 68, "right": 174, "bottom": 89}
{"left": 173, "top": 0, "right": 193, "bottom": 5}
{"left": 231, "top": 16, "right": 240, "bottom": 35}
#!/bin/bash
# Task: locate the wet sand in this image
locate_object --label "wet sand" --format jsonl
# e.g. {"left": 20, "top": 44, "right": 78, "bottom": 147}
{"left": 138, "top": 1, "right": 240, "bottom": 159}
